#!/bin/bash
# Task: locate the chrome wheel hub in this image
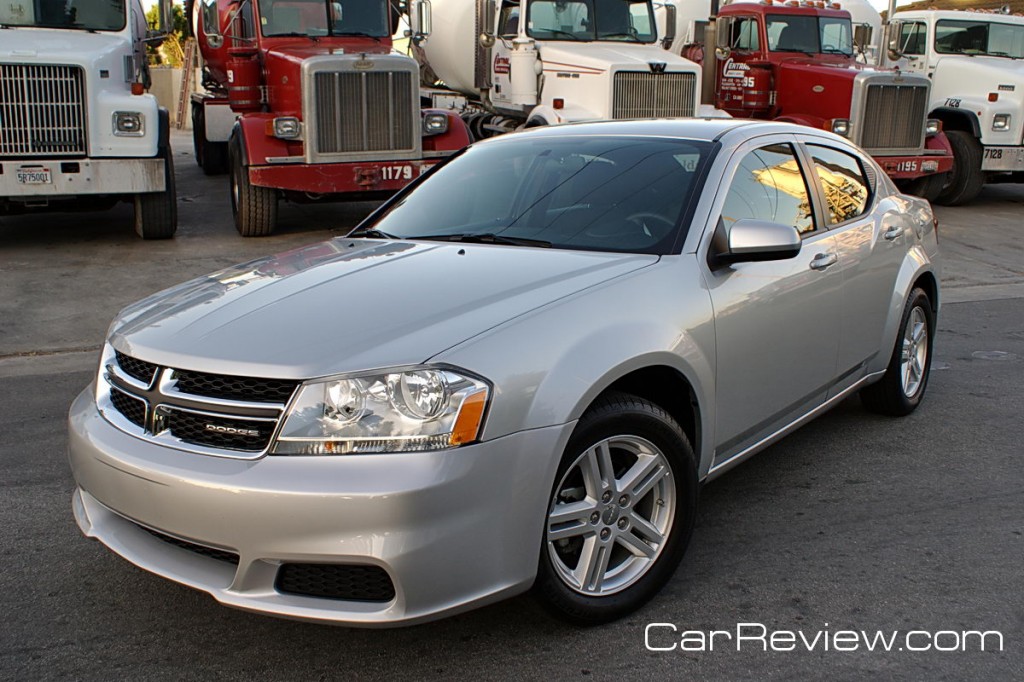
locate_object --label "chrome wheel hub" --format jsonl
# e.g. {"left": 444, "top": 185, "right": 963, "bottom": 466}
{"left": 900, "top": 306, "right": 929, "bottom": 398}
{"left": 547, "top": 435, "right": 675, "bottom": 596}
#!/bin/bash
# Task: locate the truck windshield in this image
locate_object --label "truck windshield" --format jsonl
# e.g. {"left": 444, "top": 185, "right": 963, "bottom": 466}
{"left": 935, "top": 19, "right": 1024, "bottom": 59}
{"left": 526, "top": 0, "right": 657, "bottom": 43}
{"left": 0, "top": 0, "right": 126, "bottom": 31}
{"left": 766, "top": 14, "right": 853, "bottom": 56}
{"left": 357, "top": 136, "right": 713, "bottom": 255}
{"left": 257, "top": 0, "right": 388, "bottom": 38}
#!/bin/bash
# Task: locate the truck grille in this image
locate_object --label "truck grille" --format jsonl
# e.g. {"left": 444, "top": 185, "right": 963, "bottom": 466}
{"left": 312, "top": 71, "right": 415, "bottom": 155}
{"left": 860, "top": 84, "right": 928, "bottom": 151}
{"left": 101, "top": 350, "right": 299, "bottom": 456}
{"left": 612, "top": 72, "right": 697, "bottom": 119}
{"left": 0, "top": 63, "right": 87, "bottom": 158}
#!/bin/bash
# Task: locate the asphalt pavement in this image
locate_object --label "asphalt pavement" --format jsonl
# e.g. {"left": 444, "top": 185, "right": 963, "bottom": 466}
{"left": 1, "top": 132, "right": 1022, "bottom": 680}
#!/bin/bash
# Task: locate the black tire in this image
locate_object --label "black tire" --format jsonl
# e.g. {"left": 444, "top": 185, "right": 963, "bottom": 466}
{"left": 534, "top": 392, "right": 698, "bottom": 625}
{"left": 860, "top": 287, "right": 935, "bottom": 416}
{"left": 935, "top": 130, "right": 985, "bottom": 206}
{"left": 191, "top": 103, "right": 204, "bottom": 169}
{"left": 229, "top": 134, "right": 277, "bottom": 237}
{"left": 192, "top": 103, "right": 229, "bottom": 175}
{"left": 134, "top": 150, "right": 177, "bottom": 240}
{"left": 897, "top": 171, "right": 947, "bottom": 202}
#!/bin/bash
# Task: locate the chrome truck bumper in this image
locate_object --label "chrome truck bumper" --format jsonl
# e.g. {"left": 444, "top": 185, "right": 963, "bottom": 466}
{"left": 0, "top": 158, "right": 165, "bottom": 198}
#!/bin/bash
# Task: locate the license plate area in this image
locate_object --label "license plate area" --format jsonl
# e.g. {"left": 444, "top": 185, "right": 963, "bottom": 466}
{"left": 16, "top": 167, "right": 52, "bottom": 185}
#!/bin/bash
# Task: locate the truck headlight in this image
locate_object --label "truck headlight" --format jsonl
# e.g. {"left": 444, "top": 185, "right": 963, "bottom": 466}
{"left": 273, "top": 367, "right": 489, "bottom": 455}
{"left": 925, "top": 119, "right": 942, "bottom": 135}
{"left": 992, "top": 114, "right": 1011, "bottom": 131}
{"left": 272, "top": 117, "right": 302, "bottom": 139}
{"left": 830, "top": 118, "right": 851, "bottom": 137}
{"left": 422, "top": 113, "right": 449, "bottom": 136}
{"left": 112, "top": 111, "right": 145, "bottom": 136}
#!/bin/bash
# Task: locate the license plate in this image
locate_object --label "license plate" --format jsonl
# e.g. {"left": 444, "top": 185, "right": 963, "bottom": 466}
{"left": 16, "top": 168, "right": 52, "bottom": 185}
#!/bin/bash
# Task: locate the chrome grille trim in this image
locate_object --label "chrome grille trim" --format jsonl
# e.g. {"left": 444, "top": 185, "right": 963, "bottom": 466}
{"left": 612, "top": 71, "right": 697, "bottom": 120}
{"left": 302, "top": 54, "right": 421, "bottom": 164}
{"left": 0, "top": 63, "right": 87, "bottom": 158}
{"left": 850, "top": 73, "right": 931, "bottom": 155}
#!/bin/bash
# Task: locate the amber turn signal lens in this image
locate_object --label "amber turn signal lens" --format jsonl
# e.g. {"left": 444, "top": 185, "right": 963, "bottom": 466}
{"left": 449, "top": 390, "right": 488, "bottom": 446}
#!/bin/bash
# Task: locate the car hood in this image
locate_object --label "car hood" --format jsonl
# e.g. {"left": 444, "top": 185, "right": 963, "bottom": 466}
{"left": 111, "top": 239, "right": 658, "bottom": 378}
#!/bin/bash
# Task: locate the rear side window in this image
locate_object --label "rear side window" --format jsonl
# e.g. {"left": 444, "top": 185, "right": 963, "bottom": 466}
{"left": 806, "top": 144, "right": 870, "bottom": 225}
{"left": 720, "top": 143, "right": 816, "bottom": 235}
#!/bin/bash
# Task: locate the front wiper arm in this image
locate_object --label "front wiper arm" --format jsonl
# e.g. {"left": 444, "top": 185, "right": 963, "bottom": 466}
{"left": 348, "top": 228, "right": 396, "bottom": 239}
{"left": 411, "top": 233, "right": 552, "bottom": 247}
{"left": 333, "top": 31, "right": 382, "bottom": 41}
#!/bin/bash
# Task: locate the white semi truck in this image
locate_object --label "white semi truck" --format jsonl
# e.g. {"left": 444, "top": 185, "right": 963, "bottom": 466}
{"left": 0, "top": 0, "right": 177, "bottom": 238}
{"left": 887, "top": 8, "right": 1024, "bottom": 205}
{"left": 411, "top": 0, "right": 711, "bottom": 138}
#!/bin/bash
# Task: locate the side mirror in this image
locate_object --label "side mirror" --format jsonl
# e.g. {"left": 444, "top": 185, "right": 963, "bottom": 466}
{"left": 145, "top": 0, "right": 173, "bottom": 45}
{"left": 661, "top": 4, "right": 677, "bottom": 50}
{"left": 853, "top": 23, "right": 872, "bottom": 53}
{"left": 715, "top": 219, "right": 802, "bottom": 265}
{"left": 412, "top": 0, "right": 432, "bottom": 43}
{"left": 715, "top": 16, "right": 730, "bottom": 49}
{"left": 887, "top": 20, "right": 904, "bottom": 60}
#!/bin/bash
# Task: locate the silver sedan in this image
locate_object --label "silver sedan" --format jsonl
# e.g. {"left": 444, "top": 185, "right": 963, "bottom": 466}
{"left": 68, "top": 119, "right": 939, "bottom": 626}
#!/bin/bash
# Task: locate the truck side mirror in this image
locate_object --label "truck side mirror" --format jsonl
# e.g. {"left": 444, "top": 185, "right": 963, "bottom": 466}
{"left": 145, "top": 0, "right": 173, "bottom": 45}
{"left": 479, "top": 0, "right": 496, "bottom": 46}
{"left": 413, "top": 0, "right": 432, "bottom": 43}
{"left": 853, "top": 23, "right": 872, "bottom": 54}
{"left": 887, "top": 20, "right": 904, "bottom": 60}
{"left": 715, "top": 16, "right": 730, "bottom": 58}
{"left": 662, "top": 4, "right": 677, "bottom": 50}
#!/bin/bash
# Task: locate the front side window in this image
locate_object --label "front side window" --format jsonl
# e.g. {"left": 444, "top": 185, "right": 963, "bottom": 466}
{"left": 0, "top": 0, "right": 126, "bottom": 31}
{"left": 363, "top": 136, "right": 713, "bottom": 254}
{"left": 728, "top": 16, "right": 760, "bottom": 52}
{"left": 721, "top": 144, "right": 816, "bottom": 235}
{"left": 258, "top": 0, "right": 388, "bottom": 38}
{"left": 807, "top": 145, "right": 870, "bottom": 225}
{"left": 898, "top": 21, "right": 927, "bottom": 55}
{"left": 935, "top": 19, "right": 1024, "bottom": 59}
{"left": 526, "top": 0, "right": 657, "bottom": 43}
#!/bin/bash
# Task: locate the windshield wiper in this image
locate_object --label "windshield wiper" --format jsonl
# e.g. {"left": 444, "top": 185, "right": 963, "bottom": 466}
{"left": 266, "top": 32, "right": 319, "bottom": 39}
{"left": 411, "top": 233, "right": 552, "bottom": 247}
{"left": 540, "top": 28, "right": 584, "bottom": 41}
{"left": 348, "top": 228, "right": 396, "bottom": 239}
{"left": 333, "top": 31, "right": 383, "bottom": 41}
{"left": 600, "top": 32, "right": 641, "bottom": 42}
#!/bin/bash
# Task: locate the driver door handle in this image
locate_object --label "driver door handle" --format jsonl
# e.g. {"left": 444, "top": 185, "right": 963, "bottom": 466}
{"left": 809, "top": 252, "right": 838, "bottom": 271}
{"left": 883, "top": 225, "right": 904, "bottom": 241}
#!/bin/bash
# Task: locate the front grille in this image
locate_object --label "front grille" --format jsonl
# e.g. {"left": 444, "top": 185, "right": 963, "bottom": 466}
{"left": 313, "top": 70, "right": 415, "bottom": 155}
{"left": 116, "top": 351, "right": 158, "bottom": 385}
{"left": 0, "top": 63, "right": 87, "bottom": 158}
{"left": 612, "top": 72, "right": 697, "bottom": 120}
{"left": 276, "top": 563, "right": 396, "bottom": 602}
{"left": 860, "top": 84, "right": 928, "bottom": 150}
{"left": 172, "top": 369, "right": 297, "bottom": 404}
{"left": 110, "top": 388, "right": 147, "bottom": 428}
{"left": 161, "top": 408, "right": 275, "bottom": 452}
{"left": 138, "top": 524, "right": 240, "bottom": 566}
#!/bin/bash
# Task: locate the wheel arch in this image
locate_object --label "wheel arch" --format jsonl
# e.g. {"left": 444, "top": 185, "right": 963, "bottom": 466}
{"left": 930, "top": 107, "right": 981, "bottom": 138}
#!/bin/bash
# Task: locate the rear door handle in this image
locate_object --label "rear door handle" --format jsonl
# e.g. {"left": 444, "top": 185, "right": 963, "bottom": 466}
{"left": 883, "top": 225, "right": 904, "bottom": 241}
{"left": 809, "top": 252, "right": 838, "bottom": 271}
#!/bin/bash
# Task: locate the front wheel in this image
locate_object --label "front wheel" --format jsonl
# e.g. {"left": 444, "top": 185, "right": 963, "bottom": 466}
{"left": 935, "top": 130, "right": 985, "bottom": 206}
{"left": 229, "top": 135, "right": 277, "bottom": 237}
{"left": 534, "top": 392, "right": 698, "bottom": 625}
{"left": 860, "top": 287, "right": 935, "bottom": 416}
{"left": 897, "top": 172, "right": 947, "bottom": 203}
{"left": 133, "top": 150, "right": 177, "bottom": 239}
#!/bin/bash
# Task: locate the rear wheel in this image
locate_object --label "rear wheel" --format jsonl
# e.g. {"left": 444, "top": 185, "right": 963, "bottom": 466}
{"left": 897, "top": 172, "right": 947, "bottom": 202}
{"left": 935, "top": 130, "right": 985, "bottom": 206}
{"left": 534, "top": 392, "right": 698, "bottom": 625}
{"left": 133, "top": 150, "right": 177, "bottom": 240}
{"left": 229, "top": 134, "right": 277, "bottom": 237}
{"left": 861, "top": 287, "right": 934, "bottom": 416}
{"left": 192, "top": 104, "right": 228, "bottom": 175}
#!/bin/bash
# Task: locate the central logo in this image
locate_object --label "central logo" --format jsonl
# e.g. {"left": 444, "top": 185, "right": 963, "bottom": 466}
{"left": 205, "top": 423, "right": 260, "bottom": 438}
{"left": 648, "top": 62, "right": 667, "bottom": 74}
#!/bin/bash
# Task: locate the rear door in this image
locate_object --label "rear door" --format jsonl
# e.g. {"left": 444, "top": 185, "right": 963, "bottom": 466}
{"left": 702, "top": 136, "right": 842, "bottom": 468}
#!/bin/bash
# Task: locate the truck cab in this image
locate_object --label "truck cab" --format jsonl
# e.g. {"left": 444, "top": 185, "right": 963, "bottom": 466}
{"left": 699, "top": 1, "right": 952, "bottom": 197}
{"left": 0, "top": 0, "right": 177, "bottom": 238}
{"left": 889, "top": 9, "right": 1024, "bottom": 204}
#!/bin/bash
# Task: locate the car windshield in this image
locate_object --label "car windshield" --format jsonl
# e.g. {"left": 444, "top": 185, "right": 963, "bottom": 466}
{"left": 257, "top": 0, "right": 388, "bottom": 38}
{"left": 935, "top": 19, "right": 1024, "bottom": 59}
{"left": 766, "top": 14, "right": 853, "bottom": 56}
{"left": 526, "top": 0, "right": 657, "bottom": 43}
{"left": 357, "top": 136, "right": 712, "bottom": 255}
{"left": 0, "top": 0, "right": 126, "bottom": 31}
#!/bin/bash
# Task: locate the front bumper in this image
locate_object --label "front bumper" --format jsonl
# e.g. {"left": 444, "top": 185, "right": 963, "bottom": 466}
{"left": 0, "top": 158, "right": 166, "bottom": 198}
{"left": 68, "top": 387, "right": 573, "bottom": 626}
{"left": 249, "top": 158, "right": 444, "bottom": 195}
{"left": 874, "top": 152, "right": 955, "bottom": 180}
{"left": 980, "top": 145, "right": 1024, "bottom": 172}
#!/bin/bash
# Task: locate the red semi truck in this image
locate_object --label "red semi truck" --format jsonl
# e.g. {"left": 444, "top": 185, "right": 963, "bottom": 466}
{"left": 187, "top": 0, "right": 469, "bottom": 236}
{"left": 682, "top": 0, "right": 954, "bottom": 199}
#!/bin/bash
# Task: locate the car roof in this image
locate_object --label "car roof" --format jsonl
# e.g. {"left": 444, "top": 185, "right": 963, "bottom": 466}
{"left": 482, "top": 118, "right": 844, "bottom": 149}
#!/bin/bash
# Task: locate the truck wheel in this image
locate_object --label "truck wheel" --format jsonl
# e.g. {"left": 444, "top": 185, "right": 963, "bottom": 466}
{"left": 935, "top": 130, "right": 985, "bottom": 206}
{"left": 229, "top": 135, "right": 277, "bottom": 237}
{"left": 897, "top": 172, "right": 947, "bottom": 202}
{"left": 192, "top": 104, "right": 228, "bottom": 175}
{"left": 134, "top": 151, "right": 177, "bottom": 240}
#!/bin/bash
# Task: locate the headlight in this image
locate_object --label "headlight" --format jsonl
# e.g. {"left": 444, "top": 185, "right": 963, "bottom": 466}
{"left": 992, "top": 114, "right": 1011, "bottom": 131}
{"left": 422, "top": 113, "right": 449, "bottom": 136}
{"left": 925, "top": 119, "right": 942, "bottom": 135}
{"left": 273, "top": 116, "right": 302, "bottom": 139}
{"left": 830, "top": 118, "right": 851, "bottom": 137}
{"left": 112, "top": 111, "right": 144, "bottom": 136}
{"left": 273, "top": 367, "right": 489, "bottom": 455}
